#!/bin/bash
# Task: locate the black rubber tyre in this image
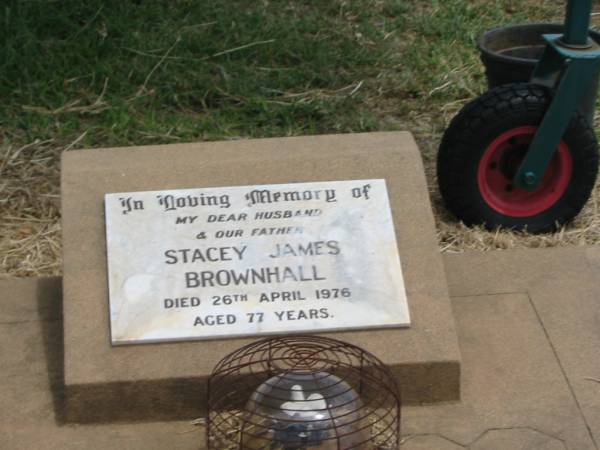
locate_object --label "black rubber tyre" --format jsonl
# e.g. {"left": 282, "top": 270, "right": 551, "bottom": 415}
{"left": 437, "top": 82, "right": 599, "bottom": 233}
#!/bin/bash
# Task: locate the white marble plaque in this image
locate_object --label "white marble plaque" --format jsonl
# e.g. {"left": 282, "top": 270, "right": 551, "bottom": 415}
{"left": 105, "top": 179, "right": 409, "bottom": 345}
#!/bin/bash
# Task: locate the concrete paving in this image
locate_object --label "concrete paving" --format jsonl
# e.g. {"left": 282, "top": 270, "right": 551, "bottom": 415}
{"left": 0, "top": 278, "right": 203, "bottom": 450}
{"left": 2, "top": 246, "right": 600, "bottom": 449}
{"left": 402, "top": 247, "right": 600, "bottom": 449}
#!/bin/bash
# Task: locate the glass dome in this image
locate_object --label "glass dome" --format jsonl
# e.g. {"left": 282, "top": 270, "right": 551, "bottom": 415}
{"left": 241, "top": 371, "right": 371, "bottom": 449}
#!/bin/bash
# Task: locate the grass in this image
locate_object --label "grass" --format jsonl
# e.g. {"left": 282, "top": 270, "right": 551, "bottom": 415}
{"left": 2, "top": 0, "right": 389, "bottom": 143}
{"left": 1, "top": 0, "right": 597, "bottom": 277}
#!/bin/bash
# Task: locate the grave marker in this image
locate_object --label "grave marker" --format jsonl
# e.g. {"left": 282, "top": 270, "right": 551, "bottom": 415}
{"left": 60, "top": 132, "right": 461, "bottom": 421}
{"left": 105, "top": 180, "right": 409, "bottom": 344}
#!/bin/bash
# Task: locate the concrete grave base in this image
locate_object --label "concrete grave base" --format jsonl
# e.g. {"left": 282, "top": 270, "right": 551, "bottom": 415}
{"left": 60, "top": 132, "right": 461, "bottom": 421}
{"left": 2, "top": 247, "right": 600, "bottom": 448}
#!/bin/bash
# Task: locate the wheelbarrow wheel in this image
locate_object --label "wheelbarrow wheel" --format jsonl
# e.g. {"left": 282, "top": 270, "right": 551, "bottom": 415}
{"left": 437, "top": 82, "right": 599, "bottom": 233}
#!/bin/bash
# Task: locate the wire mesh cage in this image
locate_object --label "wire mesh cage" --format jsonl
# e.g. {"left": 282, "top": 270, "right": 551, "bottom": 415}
{"left": 207, "top": 335, "right": 401, "bottom": 449}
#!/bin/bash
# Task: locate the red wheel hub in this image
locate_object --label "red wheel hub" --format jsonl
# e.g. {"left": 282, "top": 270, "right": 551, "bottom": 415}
{"left": 477, "top": 126, "right": 573, "bottom": 218}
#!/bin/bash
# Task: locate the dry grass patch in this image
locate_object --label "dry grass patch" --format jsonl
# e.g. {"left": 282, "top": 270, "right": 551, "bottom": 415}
{"left": 0, "top": 139, "right": 62, "bottom": 276}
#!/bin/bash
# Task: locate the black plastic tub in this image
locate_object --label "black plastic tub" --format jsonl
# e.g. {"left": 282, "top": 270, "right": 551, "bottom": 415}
{"left": 478, "top": 23, "right": 600, "bottom": 124}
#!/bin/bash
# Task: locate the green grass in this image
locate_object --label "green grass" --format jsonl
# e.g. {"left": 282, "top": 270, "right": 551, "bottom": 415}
{"left": 0, "top": 0, "right": 565, "bottom": 149}
{"left": 4, "top": 0, "right": 591, "bottom": 276}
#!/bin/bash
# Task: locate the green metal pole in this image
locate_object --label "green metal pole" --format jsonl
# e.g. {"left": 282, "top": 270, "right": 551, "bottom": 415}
{"left": 516, "top": 59, "right": 598, "bottom": 190}
{"left": 563, "top": 0, "right": 593, "bottom": 46}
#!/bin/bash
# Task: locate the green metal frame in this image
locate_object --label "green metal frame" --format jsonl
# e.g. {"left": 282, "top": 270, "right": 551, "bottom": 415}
{"left": 514, "top": 0, "right": 600, "bottom": 190}
{"left": 564, "top": 0, "right": 595, "bottom": 46}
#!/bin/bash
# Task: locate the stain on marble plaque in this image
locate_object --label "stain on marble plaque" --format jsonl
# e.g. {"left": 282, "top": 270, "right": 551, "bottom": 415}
{"left": 104, "top": 179, "right": 409, "bottom": 345}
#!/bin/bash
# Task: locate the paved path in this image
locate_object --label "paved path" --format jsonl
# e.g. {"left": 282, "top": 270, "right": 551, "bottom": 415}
{"left": 403, "top": 248, "right": 600, "bottom": 449}
{"left": 2, "top": 246, "right": 600, "bottom": 449}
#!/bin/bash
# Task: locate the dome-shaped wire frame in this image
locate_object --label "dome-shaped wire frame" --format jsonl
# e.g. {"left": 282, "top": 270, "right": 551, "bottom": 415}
{"left": 206, "top": 335, "right": 401, "bottom": 449}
